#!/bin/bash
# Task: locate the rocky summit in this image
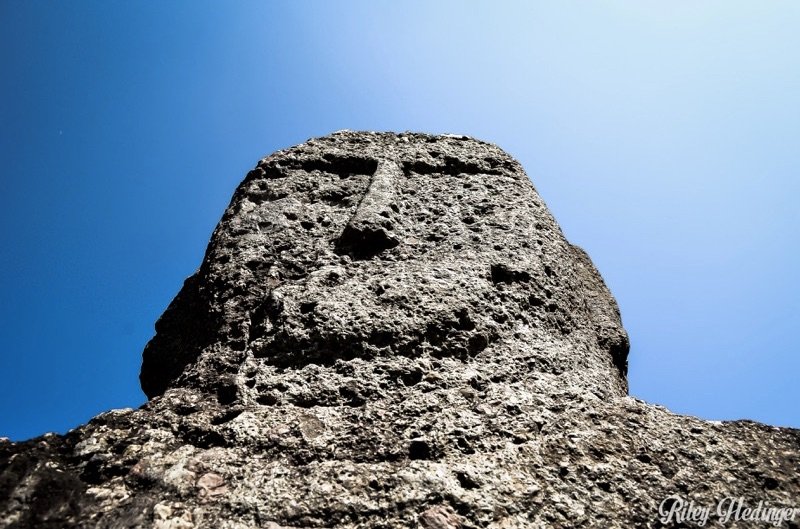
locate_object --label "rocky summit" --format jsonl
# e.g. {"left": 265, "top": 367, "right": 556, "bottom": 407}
{"left": 1, "top": 132, "right": 798, "bottom": 529}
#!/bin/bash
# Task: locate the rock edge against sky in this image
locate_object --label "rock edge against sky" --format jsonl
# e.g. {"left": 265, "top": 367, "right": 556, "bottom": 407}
{"left": 1, "top": 132, "right": 797, "bottom": 529}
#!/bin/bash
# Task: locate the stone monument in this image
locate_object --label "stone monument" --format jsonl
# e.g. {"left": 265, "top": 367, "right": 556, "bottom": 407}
{"left": 1, "top": 132, "right": 797, "bottom": 528}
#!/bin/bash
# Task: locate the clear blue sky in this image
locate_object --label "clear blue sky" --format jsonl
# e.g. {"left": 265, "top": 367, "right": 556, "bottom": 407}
{"left": 1, "top": 2, "right": 798, "bottom": 441}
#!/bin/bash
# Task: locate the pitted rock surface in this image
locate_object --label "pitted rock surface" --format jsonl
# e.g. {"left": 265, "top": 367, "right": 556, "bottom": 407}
{"left": 1, "top": 132, "right": 798, "bottom": 529}
{"left": 140, "top": 131, "right": 629, "bottom": 405}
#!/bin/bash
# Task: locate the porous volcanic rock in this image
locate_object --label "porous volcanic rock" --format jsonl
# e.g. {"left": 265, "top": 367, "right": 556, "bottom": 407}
{"left": 1, "top": 132, "right": 798, "bottom": 529}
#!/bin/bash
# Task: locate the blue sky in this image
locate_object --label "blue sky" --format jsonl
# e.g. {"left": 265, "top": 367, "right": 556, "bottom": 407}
{"left": 1, "top": 1, "right": 798, "bottom": 441}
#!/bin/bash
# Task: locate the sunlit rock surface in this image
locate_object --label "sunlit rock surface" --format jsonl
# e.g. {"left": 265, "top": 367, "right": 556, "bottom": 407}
{"left": 1, "top": 132, "right": 797, "bottom": 529}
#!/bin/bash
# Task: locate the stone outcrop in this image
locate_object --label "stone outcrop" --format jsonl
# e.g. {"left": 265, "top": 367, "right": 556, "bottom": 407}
{"left": 1, "top": 132, "right": 797, "bottom": 528}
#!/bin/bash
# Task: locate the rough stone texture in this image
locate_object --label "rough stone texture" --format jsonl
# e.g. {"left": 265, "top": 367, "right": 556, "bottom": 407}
{"left": 1, "top": 132, "right": 797, "bottom": 529}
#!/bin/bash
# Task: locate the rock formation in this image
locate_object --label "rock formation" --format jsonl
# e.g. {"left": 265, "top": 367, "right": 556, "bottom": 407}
{"left": 1, "top": 132, "right": 797, "bottom": 529}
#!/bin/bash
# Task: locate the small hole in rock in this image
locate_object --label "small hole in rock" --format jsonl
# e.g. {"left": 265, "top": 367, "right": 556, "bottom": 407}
{"left": 455, "top": 471, "right": 479, "bottom": 490}
{"left": 409, "top": 439, "right": 432, "bottom": 460}
{"left": 256, "top": 394, "right": 278, "bottom": 406}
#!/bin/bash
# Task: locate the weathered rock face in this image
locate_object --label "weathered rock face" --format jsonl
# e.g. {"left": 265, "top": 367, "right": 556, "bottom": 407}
{"left": 1, "top": 132, "right": 798, "bottom": 529}
{"left": 140, "top": 131, "right": 629, "bottom": 406}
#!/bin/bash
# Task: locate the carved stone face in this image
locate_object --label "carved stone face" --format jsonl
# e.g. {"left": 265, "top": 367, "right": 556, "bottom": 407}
{"left": 140, "top": 132, "right": 629, "bottom": 401}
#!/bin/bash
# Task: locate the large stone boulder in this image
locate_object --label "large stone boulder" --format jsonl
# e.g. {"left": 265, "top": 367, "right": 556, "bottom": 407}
{"left": 1, "top": 132, "right": 797, "bottom": 529}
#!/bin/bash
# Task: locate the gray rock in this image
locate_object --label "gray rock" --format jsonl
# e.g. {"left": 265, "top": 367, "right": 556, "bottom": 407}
{"left": 1, "top": 132, "right": 797, "bottom": 528}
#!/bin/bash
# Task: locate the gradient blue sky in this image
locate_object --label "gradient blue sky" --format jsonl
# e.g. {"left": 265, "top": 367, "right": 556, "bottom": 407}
{"left": 1, "top": 2, "right": 798, "bottom": 441}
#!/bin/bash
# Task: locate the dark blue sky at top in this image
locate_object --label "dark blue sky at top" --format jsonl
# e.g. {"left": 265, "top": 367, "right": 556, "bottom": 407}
{"left": 1, "top": 2, "right": 798, "bottom": 441}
